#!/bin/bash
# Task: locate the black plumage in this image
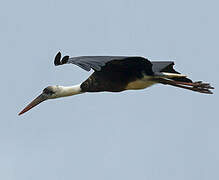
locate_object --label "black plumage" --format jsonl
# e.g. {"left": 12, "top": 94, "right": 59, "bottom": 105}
{"left": 54, "top": 52, "right": 214, "bottom": 94}
{"left": 81, "top": 57, "right": 154, "bottom": 92}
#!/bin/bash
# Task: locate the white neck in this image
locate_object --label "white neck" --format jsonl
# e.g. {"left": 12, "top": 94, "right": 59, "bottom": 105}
{"left": 57, "top": 84, "right": 83, "bottom": 98}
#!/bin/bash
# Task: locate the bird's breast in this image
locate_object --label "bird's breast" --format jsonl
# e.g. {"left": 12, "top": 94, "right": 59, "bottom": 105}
{"left": 125, "top": 76, "right": 156, "bottom": 90}
{"left": 125, "top": 80, "right": 155, "bottom": 90}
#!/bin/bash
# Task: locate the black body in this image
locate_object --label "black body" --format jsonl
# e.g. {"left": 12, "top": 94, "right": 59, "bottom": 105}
{"left": 81, "top": 57, "right": 154, "bottom": 92}
{"left": 54, "top": 52, "right": 213, "bottom": 94}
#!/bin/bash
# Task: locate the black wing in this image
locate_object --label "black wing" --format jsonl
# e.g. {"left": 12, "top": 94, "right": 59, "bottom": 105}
{"left": 151, "top": 61, "right": 174, "bottom": 72}
{"left": 152, "top": 61, "right": 193, "bottom": 82}
{"left": 54, "top": 52, "right": 184, "bottom": 76}
{"left": 54, "top": 52, "right": 129, "bottom": 71}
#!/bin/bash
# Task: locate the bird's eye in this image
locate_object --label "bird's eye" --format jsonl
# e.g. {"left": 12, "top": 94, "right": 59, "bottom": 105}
{"left": 43, "top": 88, "right": 54, "bottom": 95}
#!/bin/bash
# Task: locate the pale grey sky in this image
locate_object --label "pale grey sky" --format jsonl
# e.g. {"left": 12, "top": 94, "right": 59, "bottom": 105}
{"left": 1, "top": 0, "right": 219, "bottom": 180}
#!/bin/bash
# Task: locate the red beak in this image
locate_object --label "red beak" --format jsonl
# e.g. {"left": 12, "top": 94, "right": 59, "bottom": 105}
{"left": 18, "top": 94, "right": 47, "bottom": 115}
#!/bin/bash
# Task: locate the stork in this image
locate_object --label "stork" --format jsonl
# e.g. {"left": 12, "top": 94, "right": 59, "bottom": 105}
{"left": 18, "top": 52, "right": 214, "bottom": 115}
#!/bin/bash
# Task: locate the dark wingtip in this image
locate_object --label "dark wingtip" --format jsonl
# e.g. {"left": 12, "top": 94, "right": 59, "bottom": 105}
{"left": 61, "top": 56, "right": 69, "bottom": 64}
{"left": 54, "top": 52, "right": 62, "bottom": 66}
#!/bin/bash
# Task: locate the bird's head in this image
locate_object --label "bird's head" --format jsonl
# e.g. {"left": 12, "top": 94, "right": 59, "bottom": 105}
{"left": 18, "top": 85, "right": 62, "bottom": 115}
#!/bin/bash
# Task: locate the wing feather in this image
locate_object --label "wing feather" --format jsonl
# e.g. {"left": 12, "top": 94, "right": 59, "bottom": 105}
{"left": 68, "top": 56, "right": 128, "bottom": 71}
{"left": 54, "top": 52, "right": 176, "bottom": 74}
{"left": 151, "top": 61, "right": 174, "bottom": 72}
{"left": 54, "top": 52, "right": 129, "bottom": 71}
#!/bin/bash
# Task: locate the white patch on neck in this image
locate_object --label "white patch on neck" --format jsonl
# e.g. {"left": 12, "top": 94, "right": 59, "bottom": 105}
{"left": 58, "top": 84, "right": 83, "bottom": 97}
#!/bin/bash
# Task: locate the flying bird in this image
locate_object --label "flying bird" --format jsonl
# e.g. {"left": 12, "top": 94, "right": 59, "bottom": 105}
{"left": 18, "top": 52, "right": 214, "bottom": 115}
